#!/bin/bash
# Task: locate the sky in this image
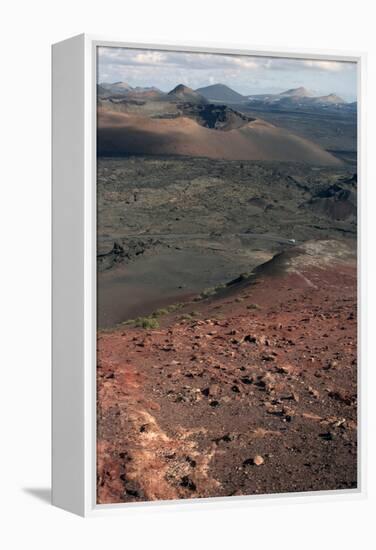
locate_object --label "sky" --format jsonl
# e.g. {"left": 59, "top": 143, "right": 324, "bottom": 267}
{"left": 97, "top": 46, "right": 357, "bottom": 101}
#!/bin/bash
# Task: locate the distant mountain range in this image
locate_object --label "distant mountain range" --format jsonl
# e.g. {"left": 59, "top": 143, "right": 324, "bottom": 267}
{"left": 98, "top": 82, "right": 165, "bottom": 100}
{"left": 280, "top": 86, "right": 314, "bottom": 98}
{"left": 98, "top": 81, "right": 356, "bottom": 114}
{"left": 247, "top": 87, "right": 350, "bottom": 109}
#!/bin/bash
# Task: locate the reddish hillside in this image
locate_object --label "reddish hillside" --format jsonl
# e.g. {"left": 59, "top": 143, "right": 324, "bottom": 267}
{"left": 97, "top": 109, "right": 342, "bottom": 165}
{"left": 97, "top": 240, "right": 357, "bottom": 503}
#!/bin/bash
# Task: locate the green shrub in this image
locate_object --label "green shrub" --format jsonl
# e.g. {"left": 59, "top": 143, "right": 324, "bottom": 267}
{"left": 200, "top": 287, "right": 216, "bottom": 299}
{"left": 134, "top": 317, "right": 159, "bottom": 329}
{"left": 180, "top": 311, "right": 199, "bottom": 321}
{"left": 149, "top": 303, "right": 185, "bottom": 319}
{"left": 166, "top": 302, "right": 184, "bottom": 313}
{"left": 152, "top": 308, "right": 169, "bottom": 318}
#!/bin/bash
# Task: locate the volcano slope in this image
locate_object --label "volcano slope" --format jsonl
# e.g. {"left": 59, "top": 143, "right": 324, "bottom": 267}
{"left": 97, "top": 108, "right": 342, "bottom": 165}
{"left": 97, "top": 240, "right": 357, "bottom": 504}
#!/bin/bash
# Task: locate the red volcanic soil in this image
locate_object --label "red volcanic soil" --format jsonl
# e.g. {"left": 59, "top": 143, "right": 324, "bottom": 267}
{"left": 97, "top": 242, "right": 357, "bottom": 504}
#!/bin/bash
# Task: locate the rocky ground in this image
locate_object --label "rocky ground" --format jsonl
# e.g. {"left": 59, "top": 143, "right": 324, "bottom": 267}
{"left": 97, "top": 157, "right": 356, "bottom": 255}
{"left": 97, "top": 240, "right": 357, "bottom": 504}
{"left": 97, "top": 156, "right": 356, "bottom": 327}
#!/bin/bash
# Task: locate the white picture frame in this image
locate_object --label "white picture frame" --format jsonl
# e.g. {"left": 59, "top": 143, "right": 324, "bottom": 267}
{"left": 52, "top": 34, "right": 366, "bottom": 517}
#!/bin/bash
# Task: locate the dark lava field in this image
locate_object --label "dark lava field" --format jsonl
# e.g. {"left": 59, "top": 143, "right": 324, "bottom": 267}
{"left": 97, "top": 156, "right": 356, "bottom": 328}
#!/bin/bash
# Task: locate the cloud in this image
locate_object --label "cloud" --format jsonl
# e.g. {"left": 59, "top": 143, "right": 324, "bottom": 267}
{"left": 98, "top": 47, "right": 355, "bottom": 75}
{"left": 97, "top": 46, "right": 357, "bottom": 100}
{"left": 302, "top": 60, "right": 350, "bottom": 72}
{"left": 98, "top": 47, "right": 168, "bottom": 67}
{"left": 98, "top": 47, "right": 270, "bottom": 72}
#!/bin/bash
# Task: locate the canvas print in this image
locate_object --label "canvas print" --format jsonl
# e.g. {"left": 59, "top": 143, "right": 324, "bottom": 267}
{"left": 96, "top": 46, "right": 357, "bottom": 504}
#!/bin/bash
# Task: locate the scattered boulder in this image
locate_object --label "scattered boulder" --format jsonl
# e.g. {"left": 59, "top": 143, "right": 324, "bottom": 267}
{"left": 243, "top": 455, "right": 264, "bottom": 466}
{"left": 256, "top": 372, "right": 276, "bottom": 393}
{"left": 276, "top": 364, "right": 295, "bottom": 376}
{"left": 328, "top": 390, "right": 354, "bottom": 406}
{"left": 253, "top": 455, "right": 265, "bottom": 466}
{"left": 201, "top": 384, "right": 221, "bottom": 398}
{"left": 308, "top": 386, "right": 320, "bottom": 399}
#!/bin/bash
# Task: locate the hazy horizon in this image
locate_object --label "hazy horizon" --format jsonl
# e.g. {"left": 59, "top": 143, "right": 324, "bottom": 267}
{"left": 98, "top": 46, "right": 357, "bottom": 101}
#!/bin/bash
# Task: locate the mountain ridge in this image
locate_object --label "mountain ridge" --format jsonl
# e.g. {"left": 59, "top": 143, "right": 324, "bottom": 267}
{"left": 98, "top": 81, "right": 348, "bottom": 107}
{"left": 196, "top": 83, "right": 246, "bottom": 103}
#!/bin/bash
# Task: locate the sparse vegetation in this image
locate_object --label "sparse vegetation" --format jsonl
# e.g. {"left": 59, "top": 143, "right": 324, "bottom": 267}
{"left": 134, "top": 316, "right": 160, "bottom": 329}
{"left": 180, "top": 311, "right": 199, "bottom": 321}
{"left": 199, "top": 283, "right": 226, "bottom": 300}
{"left": 214, "top": 283, "right": 226, "bottom": 291}
{"left": 166, "top": 303, "right": 184, "bottom": 313}
{"left": 199, "top": 288, "right": 216, "bottom": 299}
{"left": 152, "top": 308, "right": 169, "bottom": 318}
{"left": 119, "top": 302, "right": 187, "bottom": 329}
{"left": 152, "top": 303, "right": 185, "bottom": 316}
